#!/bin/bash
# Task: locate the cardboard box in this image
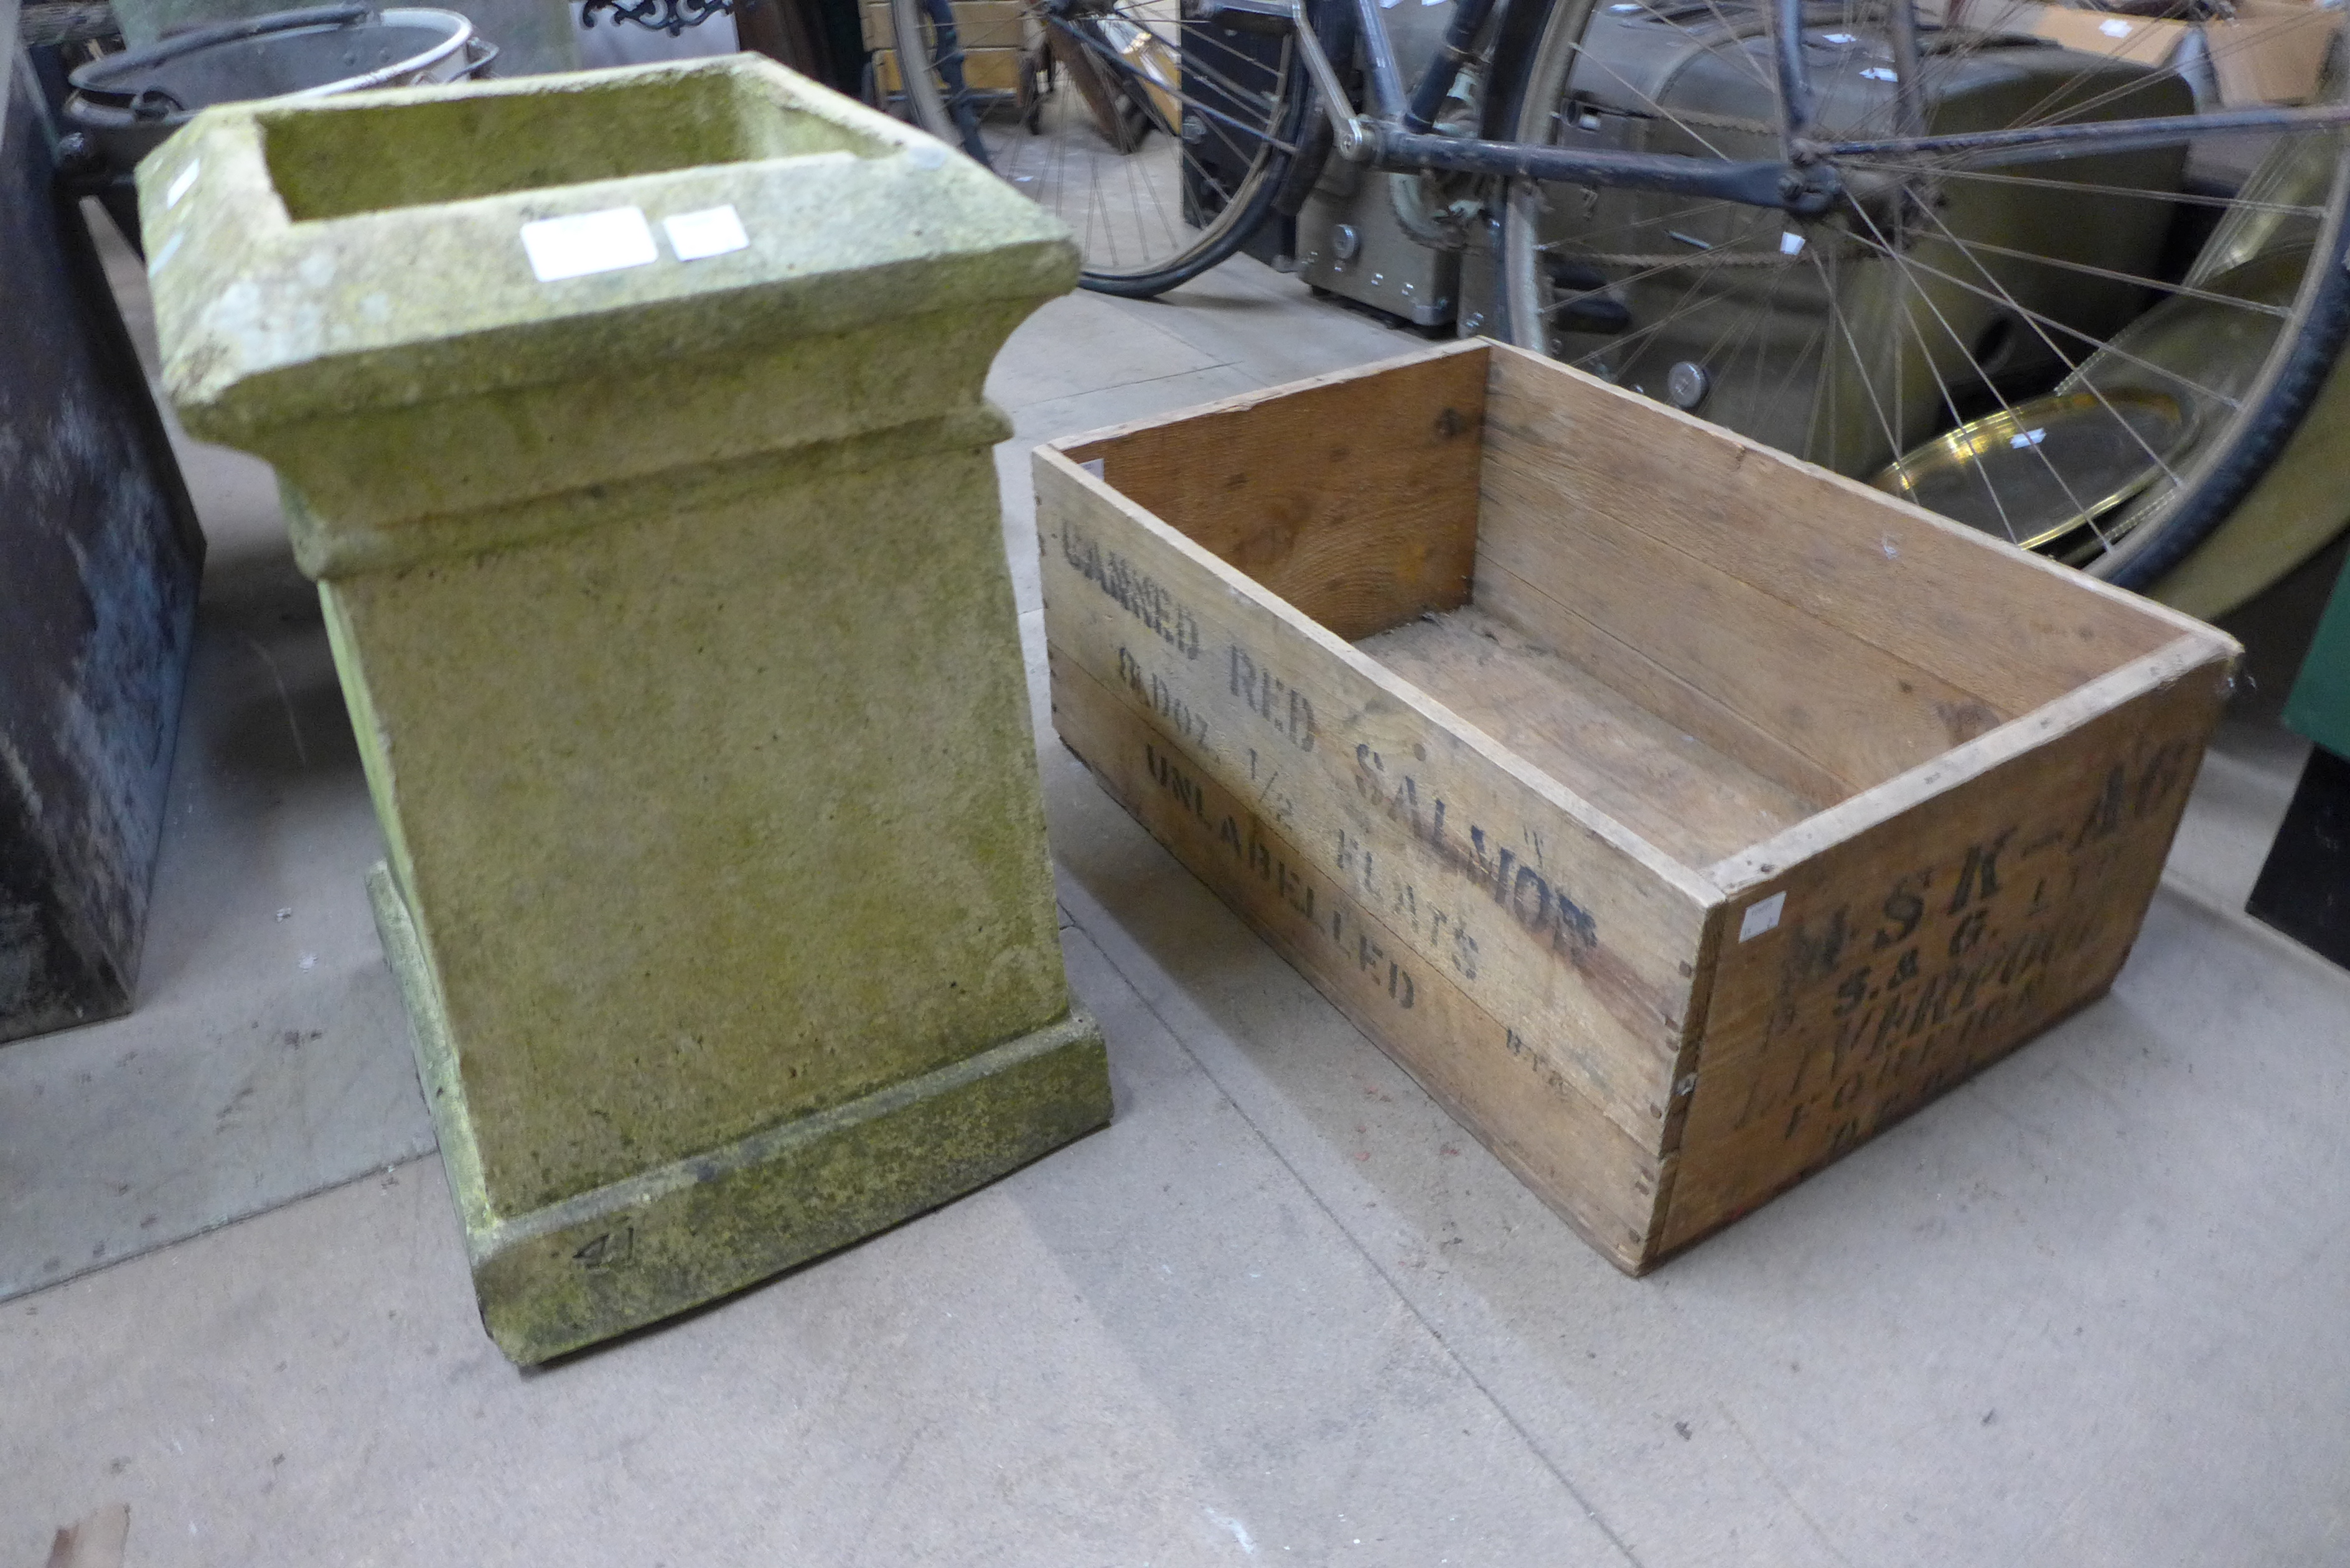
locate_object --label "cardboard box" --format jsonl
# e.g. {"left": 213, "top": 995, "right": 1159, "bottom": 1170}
{"left": 1039, "top": 341, "right": 2239, "bottom": 1271}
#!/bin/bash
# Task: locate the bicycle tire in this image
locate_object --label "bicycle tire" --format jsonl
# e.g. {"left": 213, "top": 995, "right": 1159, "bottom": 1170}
{"left": 884, "top": 0, "right": 1314, "bottom": 297}
{"left": 1489, "top": 0, "right": 2350, "bottom": 590}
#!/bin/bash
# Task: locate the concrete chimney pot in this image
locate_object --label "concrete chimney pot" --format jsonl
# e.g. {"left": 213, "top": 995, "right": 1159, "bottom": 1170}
{"left": 145, "top": 56, "right": 1110, "bottom": 1365}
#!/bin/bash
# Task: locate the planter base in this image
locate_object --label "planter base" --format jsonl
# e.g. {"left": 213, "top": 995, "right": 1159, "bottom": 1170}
{"left": 369, "top": 864, "right": 1112, "bottom": 1364}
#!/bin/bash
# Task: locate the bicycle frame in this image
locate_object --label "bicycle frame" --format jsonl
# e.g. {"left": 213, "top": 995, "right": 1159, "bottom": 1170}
{"left": 1284, "top": 0, "right": 2350, "bottom": 213}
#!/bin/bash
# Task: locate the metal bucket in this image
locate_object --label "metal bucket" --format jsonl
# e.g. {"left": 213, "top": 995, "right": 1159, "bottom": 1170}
{"left": 65, "top": 5, "right": 495, "bottom": 170}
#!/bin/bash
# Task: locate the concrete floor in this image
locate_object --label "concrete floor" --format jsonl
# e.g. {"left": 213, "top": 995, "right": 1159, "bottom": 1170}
{"left": 5, "top": 223, "right": 2349, "bottom": 1567}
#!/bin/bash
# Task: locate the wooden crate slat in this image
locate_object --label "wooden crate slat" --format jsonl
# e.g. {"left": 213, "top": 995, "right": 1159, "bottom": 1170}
{"left": 1481, "top": 343, "right": 2191, "bottom": 719}
{"left": 1052, "top": 648, "right": 1672, "bottom": 1269}
{"left": 1062, "top": 347, "right": 1486, "bottom": 643}
{"left": 1660, "top": 637, "right": 2229, "bottom": 1249}
{"left": 1476, "top": 450, "right": 2014, "bottom": 798}
{"left": 1357, "top": 605, "right": 1822, "bottom": 867}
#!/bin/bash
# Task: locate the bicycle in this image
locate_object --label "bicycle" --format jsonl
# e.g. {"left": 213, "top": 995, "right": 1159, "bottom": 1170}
{"left": 876, "top": 0, "right": 2350, "bottom": 589}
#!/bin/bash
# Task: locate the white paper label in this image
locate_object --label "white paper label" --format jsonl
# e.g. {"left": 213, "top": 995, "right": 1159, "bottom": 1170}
{"left": 520, "top": 207, "right": 659, "bottom": 282}
{"left": 164, "top": 159, "right": 200, "bottom": 210}
{"left": 663, "top": 204, "right": 749, "bottom": 262}
{"left": 1779, "top": 230, "right": 1806, "bottom": 256}
{"left": 2100, "top": 16, "right": 2133, "bottom": 34}
{"left": 1738, "top": 892, "right": 1786, "bottom": 942}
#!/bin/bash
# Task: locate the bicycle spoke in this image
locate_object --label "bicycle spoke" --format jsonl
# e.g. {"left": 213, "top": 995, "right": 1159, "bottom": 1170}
{"left": 1835, "top": 223, "right": 2246, "bottom": 409}
{"left": 1901, "top": 185, "right": 2193, "bottom": 515}
{"left": 1839, "top": 159, "right": 2329, "bottom": 215}
{"left": 1846, "top": 195, "right": 2114, "bottom": 543}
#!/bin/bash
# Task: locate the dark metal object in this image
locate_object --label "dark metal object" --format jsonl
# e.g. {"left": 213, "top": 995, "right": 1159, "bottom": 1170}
{"left": 1182, "top": 1, "right": 1298, "bottom": 264}
{"left": 2246, "top": 745, "right": 2350, "bottom": 971}
{"left": 1400, "top": 0, "right": 1497, "bottom": 136}
{"left": 1883, "top": 0, "right": 1926, "bottom": 144}
{"left": 1, "top": 75, "right": 205, "bottom": 1045}
{"left": 65, "top": 4, "right": 487, "bottom": 171}
{"left": 581, "top": 0, "right": 733, "bottom": 31}
{"left": 1374, "top": 126, "right": 1831, "bottom": 211}
{"left": 21, "top": 2, "right": 123, "bottom": 47}
{"left": 1771, "top": 0, "right": 1811, "bottom": 154}
{"left": 1293, "top": 0, "right": 1840, "bottom": 212}
{"left": 1179, "top": 0, "right": 1291, "bottom": 35}
{"left": 1349, "top": 0, "right": 1408, "bottom": 119}
{"left": 1813, "top": 101, "right": 2350, "bottom": 166}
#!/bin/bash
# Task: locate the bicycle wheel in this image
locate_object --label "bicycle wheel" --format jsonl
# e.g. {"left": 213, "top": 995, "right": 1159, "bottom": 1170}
{"left": 883, "top": 0, "right": 1313, "bottom": 296}
{"left": 1491, "top": 0, "right": 2350, "bottom": 588}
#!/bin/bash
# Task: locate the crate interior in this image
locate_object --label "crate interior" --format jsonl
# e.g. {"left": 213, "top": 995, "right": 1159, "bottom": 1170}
{"left": 1064, "top": 343, "right": 2184, "bottom": 873}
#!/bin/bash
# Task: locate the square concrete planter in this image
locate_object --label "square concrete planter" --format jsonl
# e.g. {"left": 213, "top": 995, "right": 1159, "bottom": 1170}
{"left": 146, "top": 57, "right": 1110, "bottom": 1362}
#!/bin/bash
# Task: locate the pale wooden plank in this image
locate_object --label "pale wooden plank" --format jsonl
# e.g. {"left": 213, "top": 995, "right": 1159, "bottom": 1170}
{"left": 1472, "top": 554, "right": 1857, "bottom": 810}
{"left": 1477, "top": 445, "right": 2017, "bottom": 794}
{"left": 1481, "top": 344, "right": 2188, "bottom": 719}
{"left": 1052, "top": 648, "right": 1670, "bottom": 1269}
{"left": 1357, "top": 605, "right": 1819, "bottom": 866}
{"left": 1060, "top": 343, "right": 1487, "bottom": 642}
{"left": 1705, "top": 633, "right": 2237, "bottom": 894}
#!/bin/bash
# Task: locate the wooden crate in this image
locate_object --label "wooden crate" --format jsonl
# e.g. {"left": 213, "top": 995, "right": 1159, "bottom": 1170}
{"left": 1037, "top": 340, "right": 2238, "bottom": 1272}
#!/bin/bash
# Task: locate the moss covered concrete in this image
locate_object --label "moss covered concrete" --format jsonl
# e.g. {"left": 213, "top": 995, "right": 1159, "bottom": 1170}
{"left": 147, "top": 57, "right": 1108, "bottom": 1361}
{"left": 372, "top": 866, "right": 1110, "bottom": 1365}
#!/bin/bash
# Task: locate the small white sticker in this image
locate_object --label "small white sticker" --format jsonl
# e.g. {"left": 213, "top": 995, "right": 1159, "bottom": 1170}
{"left": 520, "top": 207, "right": 659, "bottom": 282}
{"left": 1860, "top": 65, "right": 1898, "bottom": 82}
{"left": 663, "top": 204, "right": 749, "bottom": 262}
{"left": 2009, "top": 427, "right": 2047, "bottom": 449}
{"left": 1779, "top": 230, "right": 1806, "bottom": 255}
{"left": 1823, "top": 29, "right": 1855, "bottom": 41}
{"left": 1739, "top": 891, "right": 1786, "bottom": 942}
{"left": 2100, "top": 16, "right": 2132, "bottom": 34}
{"left": 165, "top": 159, "right": 201, "bottom": 210}
{"left": 1080, "top": 457, "right": 1107, "bottom": 478}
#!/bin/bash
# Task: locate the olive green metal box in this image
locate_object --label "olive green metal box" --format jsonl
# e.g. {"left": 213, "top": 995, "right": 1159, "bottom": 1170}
{"left": 145, "top": 57, "right": 1110, "bottom": 1363}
